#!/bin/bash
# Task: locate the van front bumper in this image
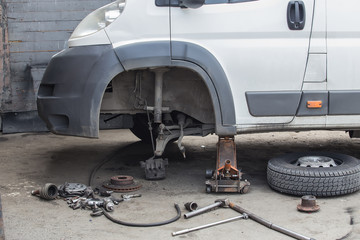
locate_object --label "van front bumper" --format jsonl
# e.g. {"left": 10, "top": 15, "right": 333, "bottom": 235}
{"left": 37, "top": 45, "right": 124, "bottom": 138}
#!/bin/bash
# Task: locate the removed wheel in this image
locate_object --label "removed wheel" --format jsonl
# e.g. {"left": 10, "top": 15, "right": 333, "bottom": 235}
{"left": 267, "top": 152, "right": 360, "bottom": 197}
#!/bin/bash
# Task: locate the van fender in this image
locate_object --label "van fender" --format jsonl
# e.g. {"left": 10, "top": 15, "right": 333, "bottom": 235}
{"left": 114, "top": 41, "right": 236, "bottom": 136}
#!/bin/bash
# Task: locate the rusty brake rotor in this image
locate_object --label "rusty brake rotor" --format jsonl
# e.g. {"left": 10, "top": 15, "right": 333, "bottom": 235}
{"left": 102, "top": 175, "right": 141, "bottom": 193}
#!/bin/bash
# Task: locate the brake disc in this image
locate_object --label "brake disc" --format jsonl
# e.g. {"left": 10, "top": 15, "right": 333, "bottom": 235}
{"left": 102, "top": 175, "right": 142, "bottom": 193}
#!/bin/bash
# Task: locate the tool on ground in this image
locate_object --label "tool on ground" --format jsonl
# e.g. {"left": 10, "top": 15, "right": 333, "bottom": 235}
{"left": 108, "top": 194, "right": 142, "bottom": 204}
{"left": 67, "top": 197, "right": 86, "bottom": 210}
{"left": 140, "top": 157, "right": 168, "bottom": 180}
{"left": 172, "top": 213, "right": 248, "bottom": 236}
{"left": 31, "top": 183, "right": 58, "bottom": 200}
{"left": 121, "top": 194, "right": 142, "bottom": 201}
{"left": 58, "top": 183, "right": 88, "bottom": 197}
{"left": 0, "top": 194, "right": 5, "bottom": 240}
{"left": 229, "top": 201, "right": 316, "bottom": 240}
{"left": 184, "top": 202, "right": 198, "bottom": 212}
{"left": 205, "top": 137, "right": 250, "bottom": 193}
{"left": 184, "top": 199, "right": 229, "bottom": 219}
{"left": 297, "top": 195, "right": 320, "bottom": 213}
{"left": 100, "top": 203, "right": 181, "bottom": 227}
{"left": 68, "top": 194, "right": 142, "bottom": 211}
{"left": 87, "top": 198, "right": 115, "bottom": 212}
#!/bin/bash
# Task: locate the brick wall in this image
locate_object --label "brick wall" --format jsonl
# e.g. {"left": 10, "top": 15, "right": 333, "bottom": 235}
{"left": 2, "top": 0, "right": 112, "bottom": 112}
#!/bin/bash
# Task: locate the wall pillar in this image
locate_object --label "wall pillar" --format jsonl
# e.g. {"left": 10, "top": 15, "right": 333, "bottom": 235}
{"left": 0, "top": 1, "right": 11, "bottom": 112}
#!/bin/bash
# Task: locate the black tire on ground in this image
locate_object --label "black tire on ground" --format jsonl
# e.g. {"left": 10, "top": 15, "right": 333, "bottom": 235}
{"left": 130, "top": 114, "right": 157, "bottom": 143}
{"left": 267, "top": 152, "right": 360, "bottom": 197}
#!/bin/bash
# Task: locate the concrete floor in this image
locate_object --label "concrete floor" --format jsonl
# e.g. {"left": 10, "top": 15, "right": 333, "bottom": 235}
{"left": 0, "top": 129, "right": 359, "bottom": 240}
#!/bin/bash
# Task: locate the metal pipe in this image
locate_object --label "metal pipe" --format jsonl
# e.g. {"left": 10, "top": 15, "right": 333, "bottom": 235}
{"left": 184, "top": 201, "right": 222, "bottom": 219}
{"left": 229, "top": 202, "right": 316, "bottom": 240}
{"left": 153, "top": 69, "right": 168, "bottom": 123}
{"left": 0, "top": 194, "right": 5, "bottom": 240}
{"left": 172, "top": 214, "right": 248, "bottom": 236}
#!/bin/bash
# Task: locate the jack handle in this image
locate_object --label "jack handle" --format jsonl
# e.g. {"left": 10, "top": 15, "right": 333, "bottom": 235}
{"left": 229, "top": 202, "right": 316, "bottom": 240}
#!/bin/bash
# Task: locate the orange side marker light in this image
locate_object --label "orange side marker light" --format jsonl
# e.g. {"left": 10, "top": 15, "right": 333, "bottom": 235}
{"left": 307, "top": 100, "right": 322, "bottom": 109}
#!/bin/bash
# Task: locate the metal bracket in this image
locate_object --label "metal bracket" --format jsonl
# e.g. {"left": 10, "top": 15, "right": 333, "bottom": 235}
{"left": 205, "top": 137, "right": 250, "bottom": 193}
{"left": 140, "top": 157, "right": 169, "bottom": 180}
{"left": 154, "top": 127, "right": 204, "bottom": 157}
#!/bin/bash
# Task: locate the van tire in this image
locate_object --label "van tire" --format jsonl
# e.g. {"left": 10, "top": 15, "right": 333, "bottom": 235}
{"left": 267, "top": 152, "right": 360, "bottom": 197}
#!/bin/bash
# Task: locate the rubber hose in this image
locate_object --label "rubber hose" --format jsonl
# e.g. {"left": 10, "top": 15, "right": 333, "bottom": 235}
{"left": 88, "top": 142, "right": 140, "bottom": 187}
{"left": 101, "top": 203, "right": 181, "bottom": 227}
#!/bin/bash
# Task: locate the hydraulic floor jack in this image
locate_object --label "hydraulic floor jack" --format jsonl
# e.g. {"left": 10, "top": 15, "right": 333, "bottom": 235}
{"left": 205, "top": 137, "right": 250, "bottom": 193}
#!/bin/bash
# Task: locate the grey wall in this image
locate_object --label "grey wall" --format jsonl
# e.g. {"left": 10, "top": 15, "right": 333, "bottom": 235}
{"left": 2, "top": 0, "right": 112, "bottom": 113}
{"left": 0, "top": 1, "right": 11, "bottom": 112}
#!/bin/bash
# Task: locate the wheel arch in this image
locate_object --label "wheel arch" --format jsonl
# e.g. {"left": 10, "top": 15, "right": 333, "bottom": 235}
{"left": 112, "top": 41, "right": 236, "bottom": 136}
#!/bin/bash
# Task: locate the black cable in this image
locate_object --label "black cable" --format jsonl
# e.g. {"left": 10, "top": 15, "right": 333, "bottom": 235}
{"left": 88, "top": 145, "right": 130, "bottom": 187}
{"left": 88, "top": 141, "right": 155, "bottom": 187}
{"left": 101, "top": 203, "right": 181, "bottom": 227}
{"left": 89, "top": 151, "right": 117, "bottom": 187}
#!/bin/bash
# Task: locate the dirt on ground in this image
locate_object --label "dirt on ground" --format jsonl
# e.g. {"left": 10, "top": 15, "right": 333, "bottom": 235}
{"left": 0, "top": 129, "right": 359, "bottom": 240}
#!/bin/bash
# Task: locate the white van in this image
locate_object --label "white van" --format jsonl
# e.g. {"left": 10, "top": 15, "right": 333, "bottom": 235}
{"left": 37, "top": 0, "right": 360, "bottom": 196}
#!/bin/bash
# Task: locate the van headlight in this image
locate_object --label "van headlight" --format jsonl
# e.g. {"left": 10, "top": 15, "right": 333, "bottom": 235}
{"left": 70, "top": 0, "right": 126, "bottom": 39}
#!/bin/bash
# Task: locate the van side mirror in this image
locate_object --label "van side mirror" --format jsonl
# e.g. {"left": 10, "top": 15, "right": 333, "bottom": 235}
{"left": 179, "top": 0, "right": 205, "bottom": 9}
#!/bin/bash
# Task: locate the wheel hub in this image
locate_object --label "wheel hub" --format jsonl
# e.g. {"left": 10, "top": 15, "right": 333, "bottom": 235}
{"left": 296, "top": 156, "right": 337, "bottom": 168}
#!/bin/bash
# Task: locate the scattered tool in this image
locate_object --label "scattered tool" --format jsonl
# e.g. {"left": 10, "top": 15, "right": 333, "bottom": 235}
{"left": 68, "top": 197, "right": 115, "bottom": 211}
{"left": 172, "top": 214, "right": 248, "bottom": 236}
{"left": 33, "top": 182, "right": 175, "bottom": 227}
{"left": 228, "top": 201, "right": 316, "bottom": 240}
{"left": 88, "top": 198, "right": 115, "bottom": 211}
{"left": 0, "top": 194, "right": 5, "bottom": 240}
{"left": 121, "top": 194, "right": 142, "bottom": 201}
{"left": 184, "top": 199, "right": 228, "bottom": 219}
{"left": 67, "top": 194, "right": 142, "bottom": 211}
{"left": 184, "top": 202, "right": 198, "bottom": 212}
{"left": 205, "top": 137, "right": 250, "bottom": 193}
{"left": 31, "top": 183, "right": 58, "bottom": 200}
{"left": 58, "top": 183, "right": 88, "bottom": 197}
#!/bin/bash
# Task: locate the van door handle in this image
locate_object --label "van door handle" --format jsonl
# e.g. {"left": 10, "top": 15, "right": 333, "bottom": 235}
{"left": 287, "top": 1, "right": 306, "bottom": 30}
